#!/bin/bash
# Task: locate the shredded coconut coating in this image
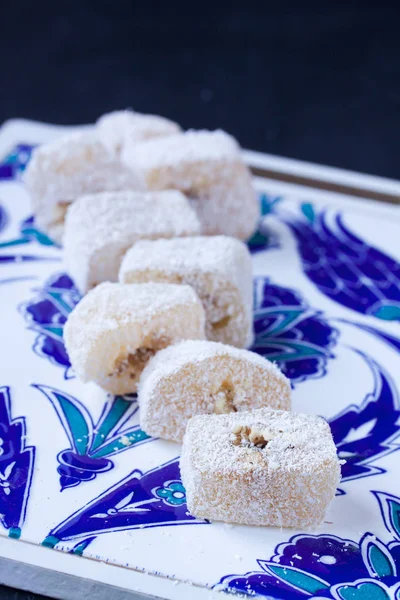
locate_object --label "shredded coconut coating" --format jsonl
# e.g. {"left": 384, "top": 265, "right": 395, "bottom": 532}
{"left": 96, "top": 110, "right": 181, "bottom": 154}
{"left": 180, "top": 408, "right": 341, "bottom": 528}
{"left": 138, "top": 340, "right": 291, "bottom": 442}
{"left": 119, "top": 235, "right": 253, "bottom": 348}
{"left": 64, "top": 282, "right": 206, "bottom": 394}
{"left": 24, "top": 130, "right": 144, "bottom": 243}
{"left": 64, "top": 190, "right": 201, "bottom": 294}
{"left": 121, "top": 130, "right": 259, "bottom": 241}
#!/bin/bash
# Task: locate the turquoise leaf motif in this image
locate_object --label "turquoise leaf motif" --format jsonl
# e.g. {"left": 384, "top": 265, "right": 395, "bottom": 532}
{"left": 300, "top": 202, "right": 316, "bottom": 223}
{"left": 260, "top": 562, "right": 329, "bottom": 595}
{"left": 368, "top": 546, "right": 394, "bottom": 578}
{"left": 33, "top": 385, "right": 153, "bottom": 489}
{"left": 253, "top": 305, "right": 332, "bottom": 362}
{"left": 361, "top": 534, "right": 396, "bottom": 578}
{"left": 252, "top": 277, "right": 338, "bottom": 384}
{"left": 253, "top": 338, "right": 330, "bottom": 362}
{"left": 0, "top": 237, "right": 31, "bottom": 249}
{"left": 217, "top": 491, "right": 400, "bottom": 598}
{"left": 373, "top": 304, "right": 400, "bottom": 321}
{"left": 247, "top": 229, "right": 269, "bottom": 248}
{"left": 35, "top": 324, "right": 64, "bottom": 342}
{"left": 51, "top": 391, "right": 93, "bottom": 456}
{"left": 247, "top": 194, "right": 282, "bottom": 251}
{"left": 44, "top": 289, "right": 78, "bottom": 316}
{"left": 90, "top": 395, "right": 136, "bottom": 452}
{"left": 0, "top": 213, "right": 56, "bottom": 250}
{"left": 91, "top": 429, "right": 150, "bottom": 459}
{"left": 19, "top": 224, "right": 55, "bottom": 247}
{"left": 374, "top": 492, "right": 400, "bottom": 541}
{"left": 331, "top": 580, "right": 398, "bottom": 600}
{"left": 253, "top": 306, "right": 308, "bottom": 336}
{"left": 26, "top": 289, "right": 78, "bottom": 347}
{"left": 260, "top": 194, "right": 281, "bottom": 216}
{"left": 71, "top": 537, "right": 97, "bottom": 556}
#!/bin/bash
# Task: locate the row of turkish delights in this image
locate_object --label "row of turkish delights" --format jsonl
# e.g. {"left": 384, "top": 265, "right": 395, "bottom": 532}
{"left": 24, "top": 110, "right": 258, "bottom": 243}
{"left": 24, "top": 109, "right": 341, "bottom": 528}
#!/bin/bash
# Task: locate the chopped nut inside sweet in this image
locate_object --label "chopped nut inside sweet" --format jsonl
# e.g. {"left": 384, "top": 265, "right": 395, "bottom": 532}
{"left": 249, "top": 428, "right": 265, "bottom": 445}
{"left": 110, "top": 334, "right": 170, "bottom": 381}
{"left": 214, "top": 384, "right": 236, "bottom": 414}
{"left": 231, "top": 424, "right": 276, "bottom": 448}
{"left": 202, "top": 291, "right": 232, "bottom": 333}
{"left": 111, "top": 347, "right": 156, "bottom": 378}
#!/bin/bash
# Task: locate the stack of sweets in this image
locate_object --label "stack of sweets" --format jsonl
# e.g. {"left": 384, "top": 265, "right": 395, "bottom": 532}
{"left": 96, "top": 110, "right": 181, "bottom": 154}
{"left": 122, "top": 129, "right": 259, "bottom": 241}
{"left": 26, "top": 109, "right": 341, "bottom": 529}
{"left": 24, "top": 131, "right": 143, "bottom": 243}
{"left": 119, "top": 235, "right": 253, "bottom": 347}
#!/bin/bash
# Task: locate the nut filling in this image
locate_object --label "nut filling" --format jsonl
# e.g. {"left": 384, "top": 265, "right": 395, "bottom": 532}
{"left": 111, "top": 347, "right": 156, "bottom": 379}
{"left": 231, "top": 424, "right": 276, "bottom": 449}
{"left": 51, "top": 201, "right": 70, "bottom": 227}
{"left": 208, "top": 298, "right": 232, "bottom": 331}
{"left": 211, "top": 314, "right": 231, "bottom": 330}
{"left": 213, "top": 385, "right": 237, "bottom": 414}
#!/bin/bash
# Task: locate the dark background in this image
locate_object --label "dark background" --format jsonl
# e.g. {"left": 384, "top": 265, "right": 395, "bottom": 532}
{"left": 0, "top": 1, "right": 399, "bottom": 598}
{"left": 1, "top": 2, "right": 400, "bottom": 179}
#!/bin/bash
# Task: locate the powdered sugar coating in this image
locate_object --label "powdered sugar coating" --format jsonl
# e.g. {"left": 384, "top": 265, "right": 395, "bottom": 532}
{"left": 24, "top": 130, "right": 144, "bottom": 243}
{"left": 64, "top": 190, "right": 201, "bottom": 294}
{"left": 138, "top": 340, "right": 291, "bottom": 442}
{"left": 121, "top": 130, "right": 259, "bottom": 241}
{"left": 96, "top": 110, "right": 181, "bottom": 154}
{"left": 64, "top": 282, "right": 206, "bottom": 394}
{"left": 119, "top": 235, "right": 253, "bottom": 347}
{"left": 180, "top": 407, "right": 341, "bottom": 528}
{"left": 124, "top": 129, "right": 240, "bottom": 167}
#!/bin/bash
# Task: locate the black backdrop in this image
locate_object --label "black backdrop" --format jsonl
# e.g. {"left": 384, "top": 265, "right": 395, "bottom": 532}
{"left": 1, "top": 1, "right": 400, "bottom": 179}
{"left": 0, "top": 1, "right": 399, "bottom": 598}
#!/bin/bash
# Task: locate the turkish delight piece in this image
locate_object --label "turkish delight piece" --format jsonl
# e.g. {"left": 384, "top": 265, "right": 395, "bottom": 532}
{"left": 139, "top": 340, "right": 291, "bottom": 442}
{"left": 180, "top": 407, "right": 341, "bottom": 527}
{"left": 64, "top": 282, "right": 206, "bottom": 394}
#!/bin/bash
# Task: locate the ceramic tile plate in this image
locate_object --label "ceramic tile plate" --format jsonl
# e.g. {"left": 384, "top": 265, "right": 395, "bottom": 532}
{"left": 0, "top": 120, "right": 400, "bottom": 600}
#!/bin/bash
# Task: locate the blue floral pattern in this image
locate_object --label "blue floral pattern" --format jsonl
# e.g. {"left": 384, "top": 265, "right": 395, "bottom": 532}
{"left": 0, "top": 209, "right": 59, "bottom": 262}
{"left": 0, "top": 215, "right": 55, "bottom": 252}
{"left": 1, "top": 131, "right": 400, "bottom": 596}
{"left": 0, "top": 387, "right": 35, "bottom": 539}
{"left": 42, "top": 459, "right": 206, "bottom": 549}
{"left": 247, "top": 194, "right": 282, "bottom": 253}
{"left": 34, "top": 385, "right": 153, "bottom": 490}
{"left": 283, "top": 203, "right": 400, "bottom": 321}
{"left": 252, "top": 276, "right": 338, "bottom": 384}
{"left": 154, "top": 481, "right": 187, "bottom": 506}
{"left": 21, "top": 273, "right": 80, "bottom": 377}
{"left": 216, "top": 490, "right": 400, "bottom": 599}
{"left": 0, "top": 144, "right": 34, "bottom": 180}
{"left": 329, "top": 352, "right": 400, "bottom": 488}
{"left": 24, "top": 273, "right": 340, "bottom": 386}
{"left": 252, "top": 278, "right": 400, "bottom": 488}
{"left": 22, "top": 273, "right": 400, "bottom": 491}
{"left": 0, "top": 144, "right": 57, "bottom": 261}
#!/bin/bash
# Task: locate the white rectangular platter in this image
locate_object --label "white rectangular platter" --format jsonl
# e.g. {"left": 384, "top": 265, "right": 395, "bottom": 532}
{"left": 0, "top": 120, "right": 400, "bottom": 600}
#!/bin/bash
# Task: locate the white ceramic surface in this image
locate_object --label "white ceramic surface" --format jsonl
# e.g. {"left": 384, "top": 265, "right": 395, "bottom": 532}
{"left": 0, "top": 121, "right": 399, "bottom": 600}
